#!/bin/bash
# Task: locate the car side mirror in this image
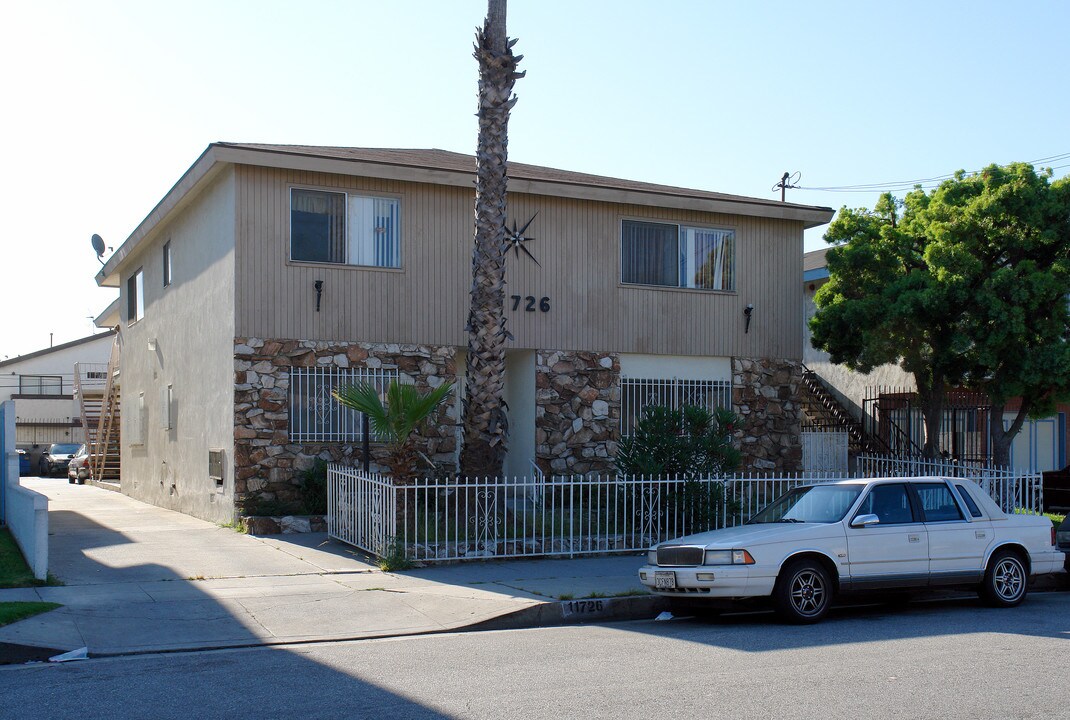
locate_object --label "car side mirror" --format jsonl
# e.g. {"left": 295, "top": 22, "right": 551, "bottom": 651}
{"left": 851, "top": 513, "right": 880, "bottom": 528}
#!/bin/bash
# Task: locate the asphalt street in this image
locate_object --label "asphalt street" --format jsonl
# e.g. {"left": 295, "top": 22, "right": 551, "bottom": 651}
{"left": 2, "top": 590, "right": 1067, "bottom": 720}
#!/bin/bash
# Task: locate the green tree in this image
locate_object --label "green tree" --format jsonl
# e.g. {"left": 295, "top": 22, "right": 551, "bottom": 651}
{"left": 811, "top": 163, "right": 1070, "bottom": 462}
{"left": 460, "top": 0, "right": 524, "bottom": 479}
{"left": 925, "top": 164, "right": 1070, "bottom": 465}
{"left": 811, "top": 193, "right": 970, "bottom": 457}
{"left": 332, "top": 380, "right": 455, "bottom": 481}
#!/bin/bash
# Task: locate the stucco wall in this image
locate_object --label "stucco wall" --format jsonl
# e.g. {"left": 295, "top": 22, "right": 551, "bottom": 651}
{"left": 119, "top": 169, "right": 237, "bottom": 523}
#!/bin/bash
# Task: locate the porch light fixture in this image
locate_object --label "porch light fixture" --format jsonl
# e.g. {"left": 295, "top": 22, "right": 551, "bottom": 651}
{"left": 147, "top": 338, "right": 158, "bottom": 352}
{"left": 314, "top": 280, "right": 324, "bottom": 312}
{"left": 743, "top": 304, "right": 754, "bottom": 333}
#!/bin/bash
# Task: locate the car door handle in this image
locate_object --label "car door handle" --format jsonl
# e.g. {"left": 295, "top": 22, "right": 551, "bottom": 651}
{"left": 908, "top": 534, "right": 921, "bottom": 543}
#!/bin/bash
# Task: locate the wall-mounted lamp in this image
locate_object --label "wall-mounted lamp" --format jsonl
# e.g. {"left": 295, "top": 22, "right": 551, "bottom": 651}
{"left": 743, "top": 304, "right": 754, "bottom": 334}
{"left": 147, "top": 338, "right": 158, "bottom": 352}
{"left": 314, "top": 280, "right": 324, "bottom": 312}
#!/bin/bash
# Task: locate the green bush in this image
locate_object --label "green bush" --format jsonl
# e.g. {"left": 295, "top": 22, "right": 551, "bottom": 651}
{"left": 298, "top": 459, "right": 328, "bottom": 515}
{"left": 616, "top": 404, "right": 741, "bottom": 477}
{"left": 239, "top": 460, "right": 329, "bottom": 517}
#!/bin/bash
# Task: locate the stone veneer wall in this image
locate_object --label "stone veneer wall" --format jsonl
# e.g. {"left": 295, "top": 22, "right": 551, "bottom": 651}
{"left": 233, "top": 338, "right": 458, "bottom": 507}
{"left": 733, "top": 357, "right": 804, "bottom": 472}
{"left": 535, "top": 350, "right": 621, "bottom": 476}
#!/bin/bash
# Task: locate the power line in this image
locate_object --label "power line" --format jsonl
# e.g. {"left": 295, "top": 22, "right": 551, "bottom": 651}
{"left": 797, "top": 153, "right": 1070, "bottom": 194}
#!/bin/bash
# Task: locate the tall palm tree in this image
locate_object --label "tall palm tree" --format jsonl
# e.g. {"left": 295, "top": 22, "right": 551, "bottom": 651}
{"left": 461, "top": 0, "right": 523, "bottom": 479}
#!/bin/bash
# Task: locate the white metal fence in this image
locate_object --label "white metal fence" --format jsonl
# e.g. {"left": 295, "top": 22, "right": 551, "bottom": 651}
{"left": 329, "top": 457, "right": 1048, "bottom": 562}
{"left": 289, "top": 366, "right": 398, "bottom": 443}
{"left": 328, "top": 466, "right": 840, "bottom": 562}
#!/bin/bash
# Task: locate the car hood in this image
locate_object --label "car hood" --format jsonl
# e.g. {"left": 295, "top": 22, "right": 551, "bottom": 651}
{"left": 657, "top": 522, "right": 842, "bottom": 549}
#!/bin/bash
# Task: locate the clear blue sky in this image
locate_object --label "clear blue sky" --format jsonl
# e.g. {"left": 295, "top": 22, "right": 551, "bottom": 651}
{"left": 2, "top": 0, "right": 1068, "bottom": 358}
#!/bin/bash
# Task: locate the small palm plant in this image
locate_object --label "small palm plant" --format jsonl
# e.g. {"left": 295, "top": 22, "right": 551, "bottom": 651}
{"left": 332, "top": 379, "right": 455, "bottom": 482}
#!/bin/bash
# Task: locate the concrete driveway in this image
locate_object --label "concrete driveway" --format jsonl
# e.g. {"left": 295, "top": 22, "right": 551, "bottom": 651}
{"left": 29, "top": 478, "right": 376, "bottom": 583}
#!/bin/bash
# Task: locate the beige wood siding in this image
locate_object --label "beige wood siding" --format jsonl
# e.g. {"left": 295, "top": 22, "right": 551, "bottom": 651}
{"left": 234, "top": 165, "right": 804, "bottom": 360}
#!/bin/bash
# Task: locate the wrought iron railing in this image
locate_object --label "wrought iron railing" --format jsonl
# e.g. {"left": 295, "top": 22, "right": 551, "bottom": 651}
{"left": 328, "top": 467, "right": 840, "bottom": 562}
{"left": 329, "top": 459, "right": 1047, "bottom": 562}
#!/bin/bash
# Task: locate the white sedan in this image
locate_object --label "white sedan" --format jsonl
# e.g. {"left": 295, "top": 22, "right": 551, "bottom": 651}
{"left": 638, "top": 477, "right": 1064, "bottom": 623}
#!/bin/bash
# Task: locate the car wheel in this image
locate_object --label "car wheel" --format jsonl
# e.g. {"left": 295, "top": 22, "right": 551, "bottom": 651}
{"left": 773, "top": 559, "right": 834, "bottom": 624}
{"left": 980, "top": 549, "right": 1028, "bottom": 608}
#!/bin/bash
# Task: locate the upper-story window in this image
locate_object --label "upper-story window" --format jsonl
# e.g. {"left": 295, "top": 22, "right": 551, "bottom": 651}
{"left": 19, "top": 375, "right": 64, "bottom": 395}
{"left": 621, "top": 220, "right": 735, "bottom": 291}
{"left": 162, "top": 240, "right": 172, "bottom": 287}
{"left": 127, "top": 268, "right": 144, "bottom": 322}
{"left": 290, "top": 188, "right": 401, "bottom": 268}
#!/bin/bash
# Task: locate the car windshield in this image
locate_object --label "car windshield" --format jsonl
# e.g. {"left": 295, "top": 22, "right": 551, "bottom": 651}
{"left": 50, "top": 444, "right": 81, "bottom": 454}
{"left": 748, "top": 484, "right": 863, "bottom": 524}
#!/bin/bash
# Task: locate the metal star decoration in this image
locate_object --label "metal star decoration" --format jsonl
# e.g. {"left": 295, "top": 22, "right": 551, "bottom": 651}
{"left": 506, "top": 211, "right": 540, "bottom": 266}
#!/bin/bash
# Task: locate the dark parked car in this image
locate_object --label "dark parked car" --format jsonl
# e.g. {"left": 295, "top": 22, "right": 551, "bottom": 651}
{"left": 39, "top": 443, "right": 82, "bottom": 477}
{"left": 1057, "top": 515, "right": 1070, "bottom": 573}
{"left": 67, "top": 445, "right": 90, "bottom": 484}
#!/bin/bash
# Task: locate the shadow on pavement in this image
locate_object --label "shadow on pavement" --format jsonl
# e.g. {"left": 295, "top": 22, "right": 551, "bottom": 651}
{"left": 0, "top": 494, "right": 452, "bottom": 719}
{"left": 615, "top": 587, "right": 1070, "bottom": 653}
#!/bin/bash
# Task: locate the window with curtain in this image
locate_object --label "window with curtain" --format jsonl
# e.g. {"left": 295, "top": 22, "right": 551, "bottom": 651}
{"left": 621, "top": 220, "right": 735, "bottom": 291}
{"left": 290, "top": 189, "right": 400, "bottom": 268}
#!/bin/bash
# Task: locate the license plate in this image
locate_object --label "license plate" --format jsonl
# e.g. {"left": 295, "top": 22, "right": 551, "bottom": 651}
{"left": 654, "top": 570, "right": 677, "bottom": 590}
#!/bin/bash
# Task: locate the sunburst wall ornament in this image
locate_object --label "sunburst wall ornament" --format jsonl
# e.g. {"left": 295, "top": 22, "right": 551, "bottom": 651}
{"left": 506, "top": 211, "right": 540, "bottom": 266}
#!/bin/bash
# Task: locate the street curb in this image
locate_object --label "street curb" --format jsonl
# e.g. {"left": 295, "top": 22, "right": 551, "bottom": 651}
{"left": 463, "top": 595, "right": 670, "bottom": 632}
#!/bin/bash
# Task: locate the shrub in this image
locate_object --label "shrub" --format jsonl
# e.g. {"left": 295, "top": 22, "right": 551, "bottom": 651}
{"left": 616, "top": 404, "right": 741, "bottom": 477}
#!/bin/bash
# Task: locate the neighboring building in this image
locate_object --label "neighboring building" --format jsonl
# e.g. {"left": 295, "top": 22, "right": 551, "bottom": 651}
{"left": 803, "top": 248, "right": 1067, "bottom": 472}
{"left": 94, "top": 142, "right": 834, "bottom": 523}
{"left": 0, "top": 329, "right": 117, "bottom": 468}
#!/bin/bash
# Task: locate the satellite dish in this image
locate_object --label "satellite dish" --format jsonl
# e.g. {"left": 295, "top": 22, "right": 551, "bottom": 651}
{"left": 91, "top": 234, "right": 108, "bottom": 266}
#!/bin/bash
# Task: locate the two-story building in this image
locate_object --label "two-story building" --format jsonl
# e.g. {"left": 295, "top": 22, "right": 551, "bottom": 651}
{"left": 94, "top": 143, "right": 833, "bottom": 523}
{"left": 1, "top": 327, "right": 117, "bottom": 470}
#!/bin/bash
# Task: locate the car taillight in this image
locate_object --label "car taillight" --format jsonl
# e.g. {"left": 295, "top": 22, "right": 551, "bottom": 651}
{"left": 1053, "top": 527, "right": 1057, "bottom": 547}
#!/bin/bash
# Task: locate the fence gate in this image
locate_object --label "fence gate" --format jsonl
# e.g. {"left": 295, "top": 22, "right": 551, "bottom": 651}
{"left": 801, "top": 430, "right": 849, "bottom": 474}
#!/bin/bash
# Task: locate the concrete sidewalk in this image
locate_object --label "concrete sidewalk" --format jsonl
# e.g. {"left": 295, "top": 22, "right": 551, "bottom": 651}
{"left": 0, "top": 480, "right": 653, "bottom": 657}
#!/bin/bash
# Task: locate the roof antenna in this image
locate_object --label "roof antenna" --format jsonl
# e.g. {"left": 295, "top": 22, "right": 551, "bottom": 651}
{"left": 772, "top": 171, "right": 801, "bottom": 202}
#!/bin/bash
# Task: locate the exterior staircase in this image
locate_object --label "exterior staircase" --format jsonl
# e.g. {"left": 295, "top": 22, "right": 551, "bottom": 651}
{"left": 74, "top": 337, "right": 121, "bottom": 484}
{"left": 799, "top": 364, "right": 888, "bottom": 455}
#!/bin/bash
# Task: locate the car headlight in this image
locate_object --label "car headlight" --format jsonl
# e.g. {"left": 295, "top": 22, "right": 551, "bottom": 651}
{"left": 704, "top": 549, "right": 756, "bottom": 565}
{"left": 647, "top": 549, "right": 658, "bottom": 565}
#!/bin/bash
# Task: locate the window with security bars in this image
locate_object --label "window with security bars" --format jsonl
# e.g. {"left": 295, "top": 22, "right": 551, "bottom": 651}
{"left": 289, "top": 366, "right": 398, "bottom": 442}
{"left": 620, "top": 377, "right": 732, "bottom": 436}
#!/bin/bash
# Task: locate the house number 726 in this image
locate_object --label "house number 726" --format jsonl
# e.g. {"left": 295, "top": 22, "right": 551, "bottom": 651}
{"left": 511, "top": 295, "right": 550, "bottom": 313}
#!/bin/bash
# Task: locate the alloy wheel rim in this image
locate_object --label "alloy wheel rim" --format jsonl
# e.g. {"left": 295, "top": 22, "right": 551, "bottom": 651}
{"left": 790, "top": 569, "right": 826, "bottom": 615}
{"left": 993, "top": 558, "right": 1024, "bottom": 601}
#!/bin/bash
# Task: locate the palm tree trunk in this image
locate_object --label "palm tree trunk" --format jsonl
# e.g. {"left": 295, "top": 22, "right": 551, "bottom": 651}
{"left": 460, "top": 0, "right": 523, "bottom": 479}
